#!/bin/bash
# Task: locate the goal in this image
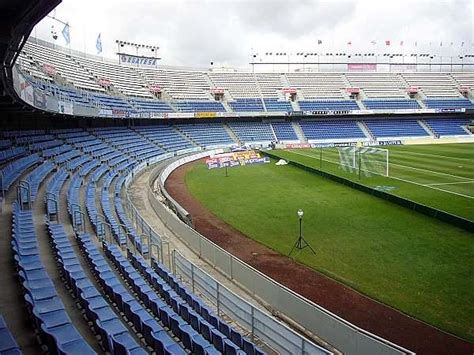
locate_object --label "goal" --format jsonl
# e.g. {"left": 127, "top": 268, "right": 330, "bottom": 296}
{"left": 337, "top": 146, "right": 389, "bottom": 177}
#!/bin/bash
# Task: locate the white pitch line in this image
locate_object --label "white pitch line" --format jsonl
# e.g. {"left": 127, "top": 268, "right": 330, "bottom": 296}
{"left": 427, "top": 180, "right": 474, "bottom": 186}
{"left": 389, "top": 149, "right": 474, "bottom": 162}
{"left": 291, "top": 149, "right": 472, "bottom": 181}
{"left": 389, "top": 175, "right": 474, "bottom": 199}
{"left": 389, "top": 162, "right": 473, "bottom": 181}
{"left": 285, "top": 149, "right": 474, "bottom": 199}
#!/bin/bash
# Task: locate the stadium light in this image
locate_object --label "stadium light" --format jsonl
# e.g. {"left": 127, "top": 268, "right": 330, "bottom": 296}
{"left": 289, "top": 209, "right": 315, "bottom": 257}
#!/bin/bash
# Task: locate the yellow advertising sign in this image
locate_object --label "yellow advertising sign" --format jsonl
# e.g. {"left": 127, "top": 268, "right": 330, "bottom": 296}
{"left": 194, "top": 112, "right": 217, "bottom": 118}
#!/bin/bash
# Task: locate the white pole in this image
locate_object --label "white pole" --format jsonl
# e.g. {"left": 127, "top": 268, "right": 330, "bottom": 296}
{"left": 386, "top": 149, "right": 389, "bottom": 177}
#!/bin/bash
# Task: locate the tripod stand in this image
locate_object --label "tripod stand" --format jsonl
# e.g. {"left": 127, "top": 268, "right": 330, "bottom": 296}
{"left": 289, "top": 209, "right": 316, "bottom": 257}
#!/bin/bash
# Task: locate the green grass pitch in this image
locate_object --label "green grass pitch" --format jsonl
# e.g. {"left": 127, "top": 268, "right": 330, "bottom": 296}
{"left": 184, "top": 143, "right": 474, "bottom": 342}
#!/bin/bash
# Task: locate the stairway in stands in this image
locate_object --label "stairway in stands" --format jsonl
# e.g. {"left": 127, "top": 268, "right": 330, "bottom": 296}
{"left": 291, "top": 121, "right": 307, "bottom": 142}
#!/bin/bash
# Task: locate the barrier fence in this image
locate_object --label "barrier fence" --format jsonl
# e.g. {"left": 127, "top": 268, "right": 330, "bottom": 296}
{"left": 173, "top": 250, "right": 331, "bottom": 355}
{"left": 124, "top": 150, "right": 414, "bottom": 355}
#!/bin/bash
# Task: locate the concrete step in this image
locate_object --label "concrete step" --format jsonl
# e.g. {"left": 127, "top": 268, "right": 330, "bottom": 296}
{"left": 292, "top": 121, "right": 306, "bottom": 142}
{"left": 357, "top": 121, "right": 375, "bottom": 141}
{"left": 224, "top": 123, "right": 241, "bottom": 145}
{"left": 418, "top": 119, "right": 436, "bottom": 137}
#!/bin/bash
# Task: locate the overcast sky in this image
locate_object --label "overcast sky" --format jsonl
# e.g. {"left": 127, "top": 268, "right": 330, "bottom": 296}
{"left": 32, "top": 0, "right": 474, "bottom": 68}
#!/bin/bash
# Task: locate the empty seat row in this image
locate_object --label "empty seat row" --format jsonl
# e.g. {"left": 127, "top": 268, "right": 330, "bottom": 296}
{"left": 229, "top": 122, "right": 275, "bottom": 143}
{"left": 424, "top": 118, "right": 471, "bottom": 136}
{"left": 0, "top": 315, "right": 21, "bottom": 354}
{"left": 299, "top": 120, "right": 366, "bottom": 140}
{"left": 362, "top": 99, "right": 420, "bottom": 110}
{"left": 134, "top": 252, "right": 266, "bottom": 355}
{"left": 11, "top": 202, "right": 96, "bottom": 354}
{"left": 229, "top": 99, "right": 265, "bottom": 112}
{"left": 364, "top": 119, "right": 428, "bottom": 138}
{"left": 46, "top": 222, "right": 146, "bottom": 354}
{"left": 423, "top": 98, "right": 474, "bottom": 109}
{"left": 106, "top": 245, "right": 220, "bottom": 354}
{"left": 0, "top": 147, "right": 26, "bottom": 164}
{"left": 271, "top": 122, "right": 298, "bottom": 141}
{"left": 42, "top": 144, "right": 72, "bottom": 159}
{"left": 77, "top": 233, "right": 185, "bottom": 354}
{"left": 299, "top": 100, "right": 359, "bottom": 111}
{"left": 46, "top": 169, "right": 69, "bottom": 217}
{"left": 20, "top": 161, "right": 56, "bottom": 203}
{"left": 0, "top": 153, "right": 41, "bottom": 191}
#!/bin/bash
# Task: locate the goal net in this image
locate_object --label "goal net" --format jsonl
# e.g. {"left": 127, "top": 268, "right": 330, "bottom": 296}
{"left": 337, "top": 146, "right": 389, "bottom": 177}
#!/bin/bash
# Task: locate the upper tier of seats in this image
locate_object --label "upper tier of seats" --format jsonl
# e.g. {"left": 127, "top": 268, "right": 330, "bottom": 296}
{"left": 17, "top": 40, "right": 474, "bottom": 116}
{"left": 229, "top": 99, "right": 265, "bottom": 112}
{"left": 299, "top": 100, "right": 360, "bottom": 111}
{"left": 363, "top": 99, "right": 420, "bottom": 110}
{"left": 423, "top": 98, "right": 474, "bottom": 109}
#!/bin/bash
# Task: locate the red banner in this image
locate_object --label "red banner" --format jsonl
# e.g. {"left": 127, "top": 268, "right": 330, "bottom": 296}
{"left": 282, "top": 88, "right": 297, "bottom": 94}
{"left": 347, "top": 64, "right": 376, "bottom": 72}
{"left": 43, "top": 63, "right": 56, "bottom": 76}
{"left": 346, "top": 87, "right": 360, "bottom": 94}
{"left": 149, "top": 84, "right": 162, "bottom": 93}
{"left": 210, "top": 88, "right": 224, "bottom": 94}
{"left": 407, "top": 86, "right": 419, "bottom": 94}
{"left": 98, "top": 78, "right": 111, "bottom": 87}
{"left": 285, "top": 143, "right": 311, "bottom": 149}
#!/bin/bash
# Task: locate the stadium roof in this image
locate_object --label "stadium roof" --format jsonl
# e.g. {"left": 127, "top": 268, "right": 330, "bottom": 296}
{"left": 0, "top": 0, "right": 61, "bottom": 118}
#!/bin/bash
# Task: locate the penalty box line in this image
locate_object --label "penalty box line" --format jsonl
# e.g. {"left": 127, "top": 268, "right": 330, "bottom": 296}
{"left": 285, "top": 149, "right": 474, "bottom": 199}
{"left": 426, "top": 180, "right": 474, "bottom": 186}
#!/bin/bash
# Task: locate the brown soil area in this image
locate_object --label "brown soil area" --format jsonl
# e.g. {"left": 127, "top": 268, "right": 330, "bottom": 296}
{"left": 165, "top": 159, "right": 474, "bottom": 355}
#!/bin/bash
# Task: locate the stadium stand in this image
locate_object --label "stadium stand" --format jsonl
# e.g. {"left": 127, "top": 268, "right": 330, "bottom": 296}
{"left": 174, "top": 100, "right": 226, "bottom": 112}
{"left": 298, "top": 100, "right": 359, "bottom": 111}
{"left": 176, "top": 123, "right": 234, "bottom": 147}
{"left": 15, "top": 40, "right": 474, "bottom": 117}
{"left": 0, "top": 315, "right": 21, "bottom": 354}
{"left": 229, "top": 122, "right": 276, "bottom": 143}
{"left": 0, "top": 118, "right": 471, "bottom": 354}
{"left": 135, "top": 126, "right": 194, "bottom": 152}
{"left": 263, "top": 98, "right": 293, "bottom": 112}
{"left": 424, "top": 118, "right": 472, "bottom": 136}
{"left": 364, "top": 119, "right": 429, "bottom": 138}
{"left": 362, "top": 99, "right": 420, "bottom": 110}
{"left": 0, "top": 154, "right": 41, "bottom": 191}
{"left": 345, "top": 73, "right": 408, "bottom": 98}
{"left": 12, "top": 202, "right": 96, "bottom": 354}
{"left": 402, "top": 73, "right": 461, "bottom": 98}
{"left": 46, "top": 223, "right": 146, "bottom": 354}
{"left": 423, "top": 98, "right": 474, "bottom": 109}
{"left": 128, "top": 98, "right": 174, "bottom": 113}
{"left": 285, "top": 72, "right": 346, "bottom": 99}
{"left": 140, "top": 68, "right": 213, "bottom": 100}
{"left": 299, "top": 120, "right": 366, "bottom": 140}
{"left": 271, "top": 122, "right": 299, "bottom": 141}
{"left": 229, "top": 98, "right": 265, "bottom": 112}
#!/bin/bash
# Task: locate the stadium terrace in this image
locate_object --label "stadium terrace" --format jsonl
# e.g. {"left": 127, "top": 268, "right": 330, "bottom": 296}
{"left": 0, "top": 1, "right": 473, "bottom": 355}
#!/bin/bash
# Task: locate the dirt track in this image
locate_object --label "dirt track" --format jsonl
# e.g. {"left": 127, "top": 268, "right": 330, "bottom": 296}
{"left": 165, "top": 159, "right": 474, "bottom": 355}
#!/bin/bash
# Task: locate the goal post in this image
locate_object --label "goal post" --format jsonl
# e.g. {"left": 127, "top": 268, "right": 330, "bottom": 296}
{"left": 337, "top": 146, "right": 389, "bottom": 177}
